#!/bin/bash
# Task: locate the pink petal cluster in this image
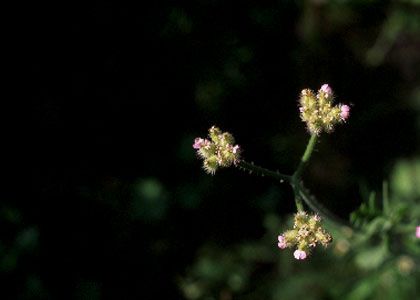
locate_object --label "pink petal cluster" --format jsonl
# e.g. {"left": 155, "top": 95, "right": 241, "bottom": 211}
{"left": 313, "top": 214, "right": 321, "bottom": 222}
{"left": 193, "top": 138, "right": 203, "bottom": 149}
{"left": 293, "top": 249, "right": 307, "bottom": 260}
{"left": 277, "top": 235, "right": 287, "bottom": 249}
{"left": 193, "top": 138, "right": 210, "bottom": 150}
{"left": 416, "top": 226, "right": 420, "bottom": 238}
{"left": 320, "top": 84, "right": 333, "bottom": 98}
{"left": 232, "top": 145, "right": 240, "bottom": 154}
{"left": 340, "top": 104, "right": 350, "bottom": 121}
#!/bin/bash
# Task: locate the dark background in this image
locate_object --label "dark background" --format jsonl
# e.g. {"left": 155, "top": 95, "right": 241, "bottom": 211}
{"left": 23, "top": 0, "right": 420, "bottom": 299}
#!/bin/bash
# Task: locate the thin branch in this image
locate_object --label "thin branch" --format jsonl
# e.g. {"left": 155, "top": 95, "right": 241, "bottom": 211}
{"left": 237, "top": 160, "right": 291, "bottom": 183}
{"left": 293, "top": 134, "right": 317, "bottom": 180}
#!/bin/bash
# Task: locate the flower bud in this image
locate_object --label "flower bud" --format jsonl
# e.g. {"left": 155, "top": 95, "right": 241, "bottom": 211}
{"left": 193, "top": 138, "right": 205, "bottom": 149}
{"left": 209, "top": 126, "right": 222, "bottom": 142}
{"left": 294, "top": 249, "right": 307, "bottom": 260}
{"left": 320, "top": 84, "right": 333, "bottom": 98}
{"left": 340, "top": 104, "right": 350, "bottom": 121}
{"left": 283, "top": 229, "right": 298, "bottom": 242}
{"left": 277, "top": 235, "right": 287, "bottom": 249}
{"left": 203, "top": 156, "right": 218, "bottom": 175}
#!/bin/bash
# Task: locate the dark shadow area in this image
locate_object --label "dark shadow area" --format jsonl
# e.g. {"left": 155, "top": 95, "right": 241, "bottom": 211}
{"left": 21, "top": 0, "right": 420, "bottom": 299}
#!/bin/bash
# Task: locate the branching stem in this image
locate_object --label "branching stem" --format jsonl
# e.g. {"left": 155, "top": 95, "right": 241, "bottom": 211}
{"left": 236, "top": 134, "right": 348, "bottom": 227}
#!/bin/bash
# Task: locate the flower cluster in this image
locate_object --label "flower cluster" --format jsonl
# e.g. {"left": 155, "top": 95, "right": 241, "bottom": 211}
{"left": 416, "top": 226, "right": 420, "bottom": 238}
{"left": 193, "top": 126, "right": 241, "bottom": 174}
{"left": 277, "top": 211, "right": 332, "bottom": 260}
{"left": 299, "top": 84, "right": 350, "bottom": 135}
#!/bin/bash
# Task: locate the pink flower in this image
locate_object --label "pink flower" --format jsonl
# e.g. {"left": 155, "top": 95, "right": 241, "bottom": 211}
{"left": 340, "top": 104, "right": 350, "bottom": 120}
{"left": 320, "top": 84, "right": 333, "bottom": 97}
{"left": 312, "top": 214, "right": 321, "bottom": 222}
{"left": 193, "top": 138, "right": 205, "bottom": 149}
{"left": 416, "top": 226, "right": 420, "bottom": 238}
{"left": 232, "top": 145, "right": 240, "bottom": 154}
{"left": 277, "top": 235, "right": 287, "bottom": 249}
{"left": 293, "top": 249, "right": 307, "bottom": 260}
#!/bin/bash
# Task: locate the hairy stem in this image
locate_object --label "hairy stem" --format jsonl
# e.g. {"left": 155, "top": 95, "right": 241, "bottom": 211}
{"left": 237, "top": 160, "right": 291, "bottom": 183}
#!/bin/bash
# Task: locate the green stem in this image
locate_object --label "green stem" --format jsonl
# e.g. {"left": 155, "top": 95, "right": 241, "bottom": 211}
{"left": 293, "top": 134, "right": 318, "bottom": 180}
{"left": 290, "top": 134, "right": 318, "bottom": 211}
{"left": 237, "top": 161, "right": 291, "bottom": 183}
{"left": 292, "top": 184, "right": 305, "bottom": 211}
{"left": 382, "top": 181, "right": 389, "bottom": 214}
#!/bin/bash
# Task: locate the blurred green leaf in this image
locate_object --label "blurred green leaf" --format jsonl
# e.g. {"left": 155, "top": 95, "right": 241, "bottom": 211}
{"left": 391, "top": 159, "right": 420, "bottom": 200}
{"left": 345, "top": 276, "right": 378, "bottom": 300}
{"left": 354, "top": 241, "right": 389, "bottom": 270}
{"left": 130, "top": 178, "right": 168, "bottom": 221}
